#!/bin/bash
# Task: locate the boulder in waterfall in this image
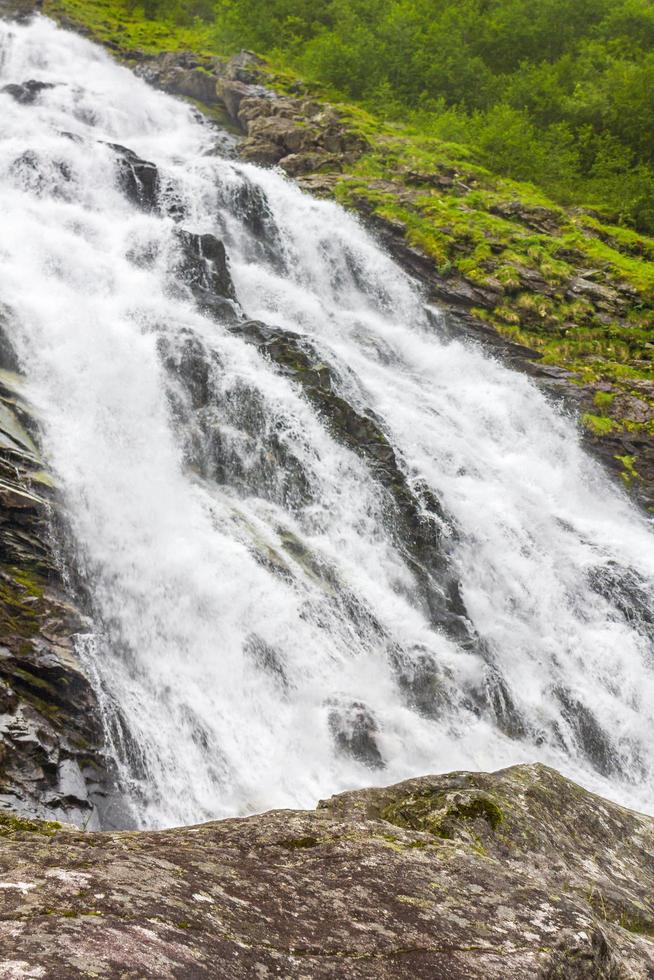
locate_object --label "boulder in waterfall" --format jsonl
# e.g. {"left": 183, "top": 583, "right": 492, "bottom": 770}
{"left": 327, "top": 699, "right": 385, "bottom": 769}
{"left": 173, "top": 228, "right": 241, "bottom": 322}
{"left": 1, "top": 764, "right": 653, "bottom": 977}
{"left": 555, "top": 686, "right": 617, "bottom": 777}
{"left": 2, "top": 79, "right": 54, "bottom": 104}
{"left": 389, "top": 644, "right": 457, "bottom": 720}
{"left": 244, "top": 633, "right": 290, "bottom": 692}
{"left": 217, "top": 174, "right": 282, "bottom": 257}
{"left": 9, "top": 149, "right": 73, "bottom": 197}
{"left": 157, "top": 330, "right": 216, "bottom": 412}
{"left": 107, "top": 142, "right": 160, "bottom": 212}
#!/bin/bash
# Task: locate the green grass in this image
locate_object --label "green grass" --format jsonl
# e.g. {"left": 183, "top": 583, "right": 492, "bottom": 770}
{"left": 44, "top": 0, "right": 217, "bottom": 54}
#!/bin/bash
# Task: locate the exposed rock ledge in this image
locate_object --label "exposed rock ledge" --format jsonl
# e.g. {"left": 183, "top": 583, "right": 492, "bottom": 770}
{"left": 1, "top": 763, "right": 653, "bottom": 978}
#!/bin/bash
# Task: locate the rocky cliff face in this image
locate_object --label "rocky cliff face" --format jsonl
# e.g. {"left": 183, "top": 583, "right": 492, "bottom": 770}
{"left": 0, "top": 307, "right": 117, "bottom": 829}
{"left": 1, "top": 764, "right": 653, "bottom": 978}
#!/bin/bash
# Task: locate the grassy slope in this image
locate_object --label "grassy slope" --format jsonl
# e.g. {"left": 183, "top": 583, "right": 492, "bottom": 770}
{"left": 43, "top": 0, "right": 654, "bottom": 489}
{"left": 332, "top": 116, "right": 654, "bottom": 404}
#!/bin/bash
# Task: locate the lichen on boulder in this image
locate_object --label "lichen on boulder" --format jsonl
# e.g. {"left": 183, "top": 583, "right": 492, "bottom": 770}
{"left": 0, "top": 763, "right": 653, "bottom": 978}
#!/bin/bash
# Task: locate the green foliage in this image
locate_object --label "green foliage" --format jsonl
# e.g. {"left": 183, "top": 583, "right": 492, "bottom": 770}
{"left": 44, "top": 0, "right": 218, "bottom": 52}
{"left": 47, "top": 0, "right": 654, "bottom": 230}
{"left": 199, "top": 0, "right": 654, "bottom": 233}
{"left": 583, "top": 413, "right": 618, "bottom": 435}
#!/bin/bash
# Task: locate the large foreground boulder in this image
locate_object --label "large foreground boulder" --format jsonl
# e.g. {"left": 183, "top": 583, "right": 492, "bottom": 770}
{"left": 1, "top": 763, "right": 653, "bottom": 978}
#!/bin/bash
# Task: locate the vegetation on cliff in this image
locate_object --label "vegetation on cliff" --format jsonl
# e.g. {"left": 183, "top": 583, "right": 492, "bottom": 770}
{"left": 72, "top": 0, "right": 654, "bottom": 236}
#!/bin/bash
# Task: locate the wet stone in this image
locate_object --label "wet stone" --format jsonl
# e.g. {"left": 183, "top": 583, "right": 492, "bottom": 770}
{"left": 327, "top": 699, "right": 385, "bottom": 769}
{"left": 173, "top": 228, "right": 240, "bottom": 322}
{"left": 108, "top": 142, "right": 160, "bottom": 212}
{"left": 2, "top": 79, "right": 55, "bottom": 104}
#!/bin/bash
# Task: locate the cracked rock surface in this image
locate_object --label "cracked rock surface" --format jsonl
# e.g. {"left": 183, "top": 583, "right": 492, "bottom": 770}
{"left": 1, "top": 763, "right": 653, "bottom": 978}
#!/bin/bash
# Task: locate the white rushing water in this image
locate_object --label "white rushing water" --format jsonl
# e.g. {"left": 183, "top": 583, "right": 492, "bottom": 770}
{"left": 1, "top": 15, "right": 653, "bottom": 828}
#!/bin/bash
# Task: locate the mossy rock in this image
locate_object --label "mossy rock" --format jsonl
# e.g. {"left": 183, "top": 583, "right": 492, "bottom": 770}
{"left": 381, "top": 788, "right": 503, "bottom": 841}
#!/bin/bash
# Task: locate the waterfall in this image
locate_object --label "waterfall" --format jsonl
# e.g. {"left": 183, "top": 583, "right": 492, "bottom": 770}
{"left": 1, "top": 14, "right": 653, "bottom": 829}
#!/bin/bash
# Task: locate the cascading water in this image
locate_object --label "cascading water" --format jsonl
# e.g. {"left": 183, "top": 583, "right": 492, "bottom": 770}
{"left": 1, "top": 15, "right": 653, "bottom": 829}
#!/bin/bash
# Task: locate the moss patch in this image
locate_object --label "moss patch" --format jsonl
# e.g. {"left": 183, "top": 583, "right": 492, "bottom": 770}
{"left": 0, "top": 811, "right": 61, "bottom": 837}
{"left": 0, "top": 565, "right": 48, "bottom": 644}
{"left": 381, "top": 790, "right": 503, "bottom": 841}
{"left": 43, "top": 0, "right": 217, "bottom": 56}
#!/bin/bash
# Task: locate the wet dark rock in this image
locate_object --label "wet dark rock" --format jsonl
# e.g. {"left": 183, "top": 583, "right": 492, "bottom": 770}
{"left": 2, "top": 79, "right": 55, "bottom": 104}
{"left": 588, "top": 560, "right": 654, "bottom": 629}
{"left": 107, "top": 142, "right": 160, "bottom": 212}
{"left": 229, "top": 319, "right": 473, "bottom": 642}
{"left": 157, "top": 329, "right": 215, "bottom": 412}
{"left": 481, "top": 665, "right": 528, "bottom": 739}
{"left": 216, "top": 173, "right": 283, "bottom": 267}
{"left": 581, "top": 424, "right": 654, "bottom": 514}
{"left": 1, "top": 763, "right": 653, "bottom": 978}
{"left": 173, "top": 228, "right": 240, "bottom": 322}
{"left": 555, "top": 688, "right": 617, "bottom": 778}
{"left": 327, "top": 699, "right": 384, "bottom": 769}
{"left": 199, "top": 379, "right": 315, "bottom": 511}
{"left": 389, "top": 645, "right": 456, "bottom": 720}
{"left": 244, "top": 634, "right": 290, "bottom": 692}
{"left": 9, "top": 148, "right": 73, "bottom": 197}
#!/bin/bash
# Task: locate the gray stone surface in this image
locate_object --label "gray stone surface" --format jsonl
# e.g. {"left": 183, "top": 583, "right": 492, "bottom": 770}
{"left": 0, "top": 764, "right": 653, "bottom": 978}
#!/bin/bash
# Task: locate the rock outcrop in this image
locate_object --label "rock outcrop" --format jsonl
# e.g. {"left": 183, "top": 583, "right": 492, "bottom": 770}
{"left": 0, "top": 311, "right": 115, "bottom": 829}
{"left": 136, "top": 49, "right": 368, "bottom": 176}
{"left": 1, "top": 763, "right": 653, "bottom": 978}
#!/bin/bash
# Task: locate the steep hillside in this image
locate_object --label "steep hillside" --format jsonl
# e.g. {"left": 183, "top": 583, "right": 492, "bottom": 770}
{"left": 39, "top": 0, "right": 654, "bottom": 509}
